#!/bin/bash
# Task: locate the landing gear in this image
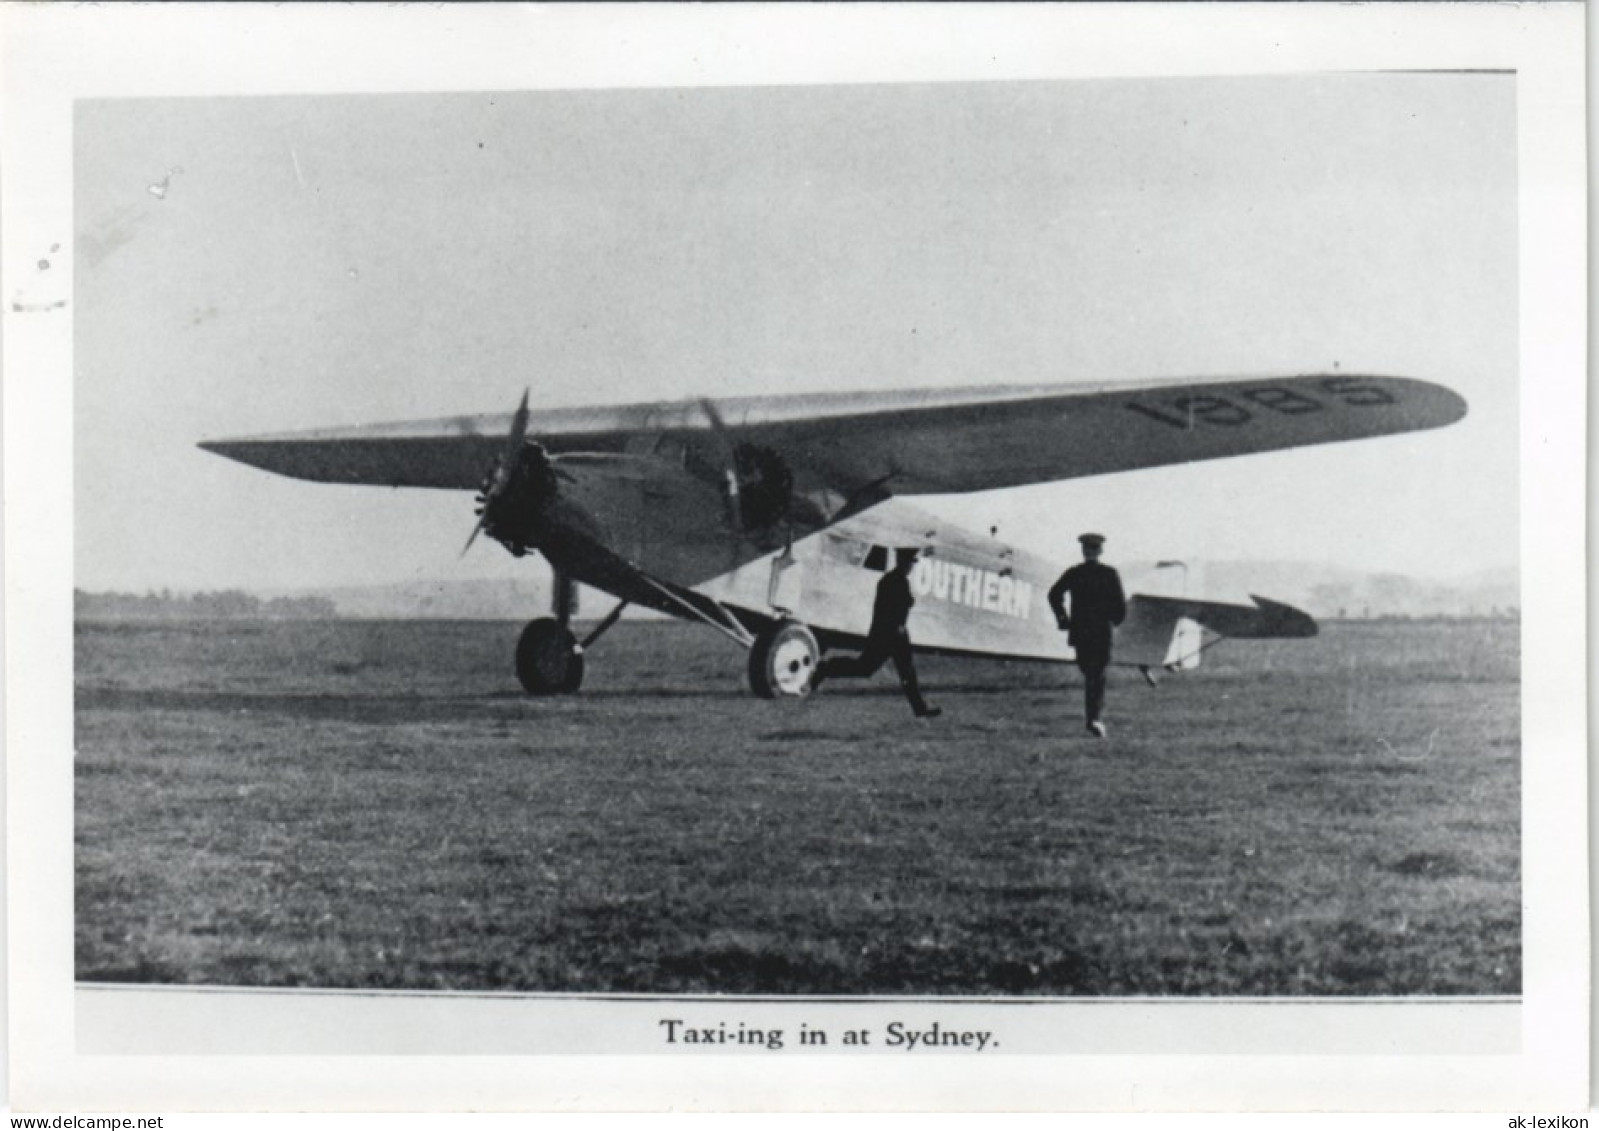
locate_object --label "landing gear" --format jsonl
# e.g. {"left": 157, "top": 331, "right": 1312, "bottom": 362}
{"left": 747, "top": 620, "right": 820, "bottom": 699}
{"left": 516, "top": 617, "right": 585, "bottom": 695}
{"left": 516, "top": 572, "right": 587, "bottom": 696}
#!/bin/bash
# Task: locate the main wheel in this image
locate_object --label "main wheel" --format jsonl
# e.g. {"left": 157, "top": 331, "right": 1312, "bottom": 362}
{"left": 747, "top": 620, "right": 820, "bottom": 699}
{"left": 516, "top": 617, "right": 585, "bottom": 695}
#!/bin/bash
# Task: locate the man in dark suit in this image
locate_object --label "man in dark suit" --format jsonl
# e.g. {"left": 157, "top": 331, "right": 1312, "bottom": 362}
{"left": 1048, "top": 533, "right": 1127, "bottom": 738}
{"left": 810, "top": 547, "right": 941, "bottom": 718}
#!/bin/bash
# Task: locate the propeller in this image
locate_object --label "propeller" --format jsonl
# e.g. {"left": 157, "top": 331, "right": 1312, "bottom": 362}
{"left": 463, "top": 389, "right": 532, "bottom": 556}
{"left": 698, "top": 398, "right": 745, "bottom": 535}
{"left": 697, "top": 397, "right": 799, "bottom": 575}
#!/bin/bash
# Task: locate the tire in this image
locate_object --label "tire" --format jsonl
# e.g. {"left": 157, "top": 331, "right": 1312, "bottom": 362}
{"left": 516, "top": 618, "right": 585, "bottom": 695}
{"left": 747, "top": 620, "right": 820, "bottom": 699}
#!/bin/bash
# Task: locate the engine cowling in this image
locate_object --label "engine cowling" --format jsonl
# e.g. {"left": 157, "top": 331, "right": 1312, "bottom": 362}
{"left": 476, "top": 441, "right": 562, "bottom": 557}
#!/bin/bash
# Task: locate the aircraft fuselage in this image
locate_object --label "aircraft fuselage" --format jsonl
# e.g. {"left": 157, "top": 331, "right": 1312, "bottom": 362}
{"left": 519, "top": 452, "right": 1089, "bottom": 663}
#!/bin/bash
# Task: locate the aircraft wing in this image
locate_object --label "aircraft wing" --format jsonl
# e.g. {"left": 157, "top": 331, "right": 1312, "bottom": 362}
{"left": 199, "top": 373, "right": 1465, "bottom": 496}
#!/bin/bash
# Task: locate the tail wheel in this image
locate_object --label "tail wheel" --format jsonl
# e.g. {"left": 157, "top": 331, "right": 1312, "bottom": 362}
{"left": 516, "top": 617, "right": 585, "bottom": 695}
{"left": 748, "top": 620, "right": 819, "bottom": 699}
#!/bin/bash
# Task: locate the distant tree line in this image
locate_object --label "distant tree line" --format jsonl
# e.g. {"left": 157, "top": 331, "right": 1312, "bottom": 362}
{"left": 75, "top": 589, "right": 337, "bottom": 621}
{"left": 1305, "top": 576, "right": 1518, "bottom": 621}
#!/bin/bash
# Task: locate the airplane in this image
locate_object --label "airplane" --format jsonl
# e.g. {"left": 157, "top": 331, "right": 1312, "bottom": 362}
{"left": 198, "top": 373, "right": 1467, "bottom": 699}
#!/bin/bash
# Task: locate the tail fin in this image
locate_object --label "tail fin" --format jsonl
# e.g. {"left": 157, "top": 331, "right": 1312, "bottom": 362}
{"left": 1167, "top": 614, "right": 1205, "bottom": 670}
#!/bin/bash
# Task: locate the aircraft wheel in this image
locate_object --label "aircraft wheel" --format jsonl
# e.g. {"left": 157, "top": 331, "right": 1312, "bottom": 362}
{"left": 748, "top": 620, "right": 819, "bottom": 699}
{"left": 516, "top": 617, "right": 585, "bottom": 695}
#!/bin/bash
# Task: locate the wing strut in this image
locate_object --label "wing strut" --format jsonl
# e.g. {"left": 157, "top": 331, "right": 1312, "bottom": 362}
{"left": 636, "top": 575, "right": 757, "bottom": 649}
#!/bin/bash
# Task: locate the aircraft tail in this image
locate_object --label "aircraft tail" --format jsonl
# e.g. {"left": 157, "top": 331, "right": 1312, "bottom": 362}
{"left": 1116, "top": 592, "right": 1316, "bottom": 671}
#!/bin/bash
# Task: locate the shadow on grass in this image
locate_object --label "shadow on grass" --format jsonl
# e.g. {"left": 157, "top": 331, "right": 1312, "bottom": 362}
{"left": 78, "top": 680, "right": 1079, "bottom": 722}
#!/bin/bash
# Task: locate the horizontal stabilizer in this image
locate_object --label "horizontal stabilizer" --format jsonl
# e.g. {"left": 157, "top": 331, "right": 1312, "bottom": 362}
{"left": 1130, "top": 593, "right": 1317, "bottom": 640}
{"left": 1116, "top": 592, "right": 1316, "bottom": 670}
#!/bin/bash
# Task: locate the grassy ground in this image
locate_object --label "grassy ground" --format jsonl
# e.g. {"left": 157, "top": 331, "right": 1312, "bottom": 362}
{"left": 75, "top": 618, "right": 1519, "bottom": 996}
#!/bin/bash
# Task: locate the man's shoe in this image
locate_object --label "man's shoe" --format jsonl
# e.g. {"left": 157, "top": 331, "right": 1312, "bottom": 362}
{"left": 915, "top": 705, "right": 943, "bottom": 719}
{"left": 1087, "top": 721, "right": 1107, "bottom": 739}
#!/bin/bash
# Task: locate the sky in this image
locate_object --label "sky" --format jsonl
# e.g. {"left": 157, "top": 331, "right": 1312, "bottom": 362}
{"left": 72, "top": 73, "right": 1517, "bottom": 593}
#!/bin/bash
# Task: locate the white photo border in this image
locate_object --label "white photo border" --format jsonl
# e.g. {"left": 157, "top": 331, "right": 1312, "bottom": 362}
{"left": 4, "top": 2, "right": 1586, "bottom": 1112}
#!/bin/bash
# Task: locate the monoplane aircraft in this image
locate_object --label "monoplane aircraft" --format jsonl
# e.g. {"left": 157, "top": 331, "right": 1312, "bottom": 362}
{"left": 200, "top": 374, "right": 1466, "bottom": 697}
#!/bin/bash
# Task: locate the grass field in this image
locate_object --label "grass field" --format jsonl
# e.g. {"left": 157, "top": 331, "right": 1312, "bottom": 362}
{"left": 75, "top": 617, "right": 1519, "bottom": 996}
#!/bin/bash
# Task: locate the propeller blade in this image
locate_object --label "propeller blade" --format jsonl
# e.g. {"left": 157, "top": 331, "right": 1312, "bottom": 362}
{"left": 698, "top": 397, "right": 744, "bottom": 528}
{"left": 698, "top": 396, "right": 729, "bottom": 436}
{"left": 487, "top": 388, "right": 532, "bottom": 495}
{"left": 464, "top": 388, "right": 534, "bottom": 556}
{"left": 509, "top": 387, "right": 530, "bottom": 447}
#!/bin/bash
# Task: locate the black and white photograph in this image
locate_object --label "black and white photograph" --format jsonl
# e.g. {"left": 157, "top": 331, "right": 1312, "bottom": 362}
{"left": 6, "top": 1, "right": 1587, "bottom": 1114}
